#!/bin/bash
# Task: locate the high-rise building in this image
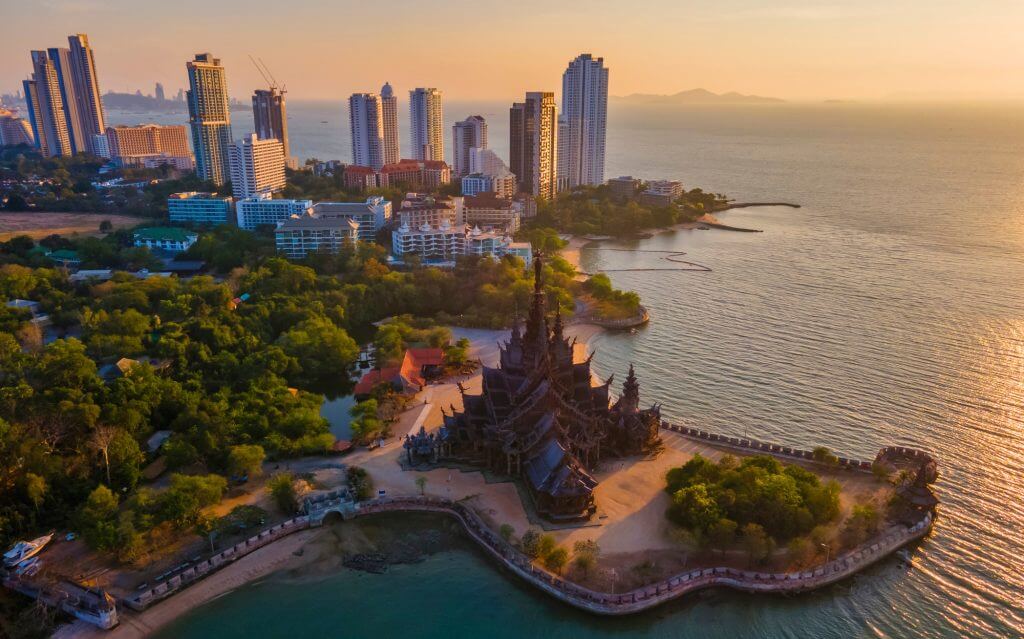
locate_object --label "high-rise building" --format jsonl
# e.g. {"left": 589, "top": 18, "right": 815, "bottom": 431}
{"left": 155, "top": 83, "right": 165, "bottom": 101}
{"left": 24, "top": 51, "right": 72, "bottom": 157}
{"left": 409, "top": 88, "right": 443, "bottom": 161}
{"left": 452, "top": 115, "right": 487, "bottom": 177}
{"left": 349, "top": 92, "right": 385, "bottom": 170}
{"left": 228, "top": 133, "right": 286, "bottom": 198}
{"left": 46, "top": 47, "right": 88, "bottom": 155}
{"left": 509, "top": 92, "right": 558, "bottom": 200}
{"left": 67, "top": 34, "right": 107, "bottom": 154}
{"left": 252, "top": 86, "right": 289, "bottom": 158}
{"left": 186, "top": 53, "right": 233, "bottom": 185}
{"left": 559, "top": 54, "right": 608, "bottom": 188}
{"left": 380, "top": 82, "right": 400, "bottom": 166}
{"left": 0, "top": 109, "right": 35, "bottom": 147}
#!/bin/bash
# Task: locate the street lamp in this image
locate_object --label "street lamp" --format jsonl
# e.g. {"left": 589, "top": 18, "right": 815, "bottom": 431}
{"left": 820, "top": 543, "right": 831, "bottom": 563}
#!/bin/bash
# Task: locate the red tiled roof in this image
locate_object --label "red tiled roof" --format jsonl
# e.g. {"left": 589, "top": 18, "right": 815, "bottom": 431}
{"left": 354, "top": 366, "right": 401, "bottom": 395}
{"left": 344, "top": 165, "right": 375, "bottom": 174}
{"left": 400, "top": 348, "right": 445, "bottom": 388}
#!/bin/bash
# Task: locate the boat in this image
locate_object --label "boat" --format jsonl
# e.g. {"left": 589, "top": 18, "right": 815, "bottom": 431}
{"left": 3, "top": 533, "right": 54, "bottom": 567}
{"left": 13, "top": 556, "right": 39, "bottom": 576}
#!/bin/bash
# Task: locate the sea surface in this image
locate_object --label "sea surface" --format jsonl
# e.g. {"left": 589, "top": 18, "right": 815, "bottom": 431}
{"left": 150, "top": 101, "right": 1024, "bottom": 638}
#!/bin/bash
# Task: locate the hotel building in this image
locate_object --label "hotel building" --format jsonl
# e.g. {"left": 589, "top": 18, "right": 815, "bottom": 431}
{"left": 377, "top": 159, "right": 451, "bottom": 189}
{"left": 105, "top": 124, "right": 194, "bottom": 170}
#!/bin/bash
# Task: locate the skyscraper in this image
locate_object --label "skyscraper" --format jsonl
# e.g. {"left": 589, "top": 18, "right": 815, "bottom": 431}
{"left": 348, "top": 92, "right": 385, "bottom": 170}
{"left": 509, "top": 92, "right": 558, "bottom": 200}
{"left": 186, "top": 53, "right": 233, "bottom": 185}
{"left": 452, "top": 115, "right": 487, "bottom": 177}
{"left": 409, "top": 88, "right": 443, "bottom": 161}
{"left": 252, "top": 86, "right": 289, "bottom": 157}
{"left": 67, "top": 34, "right": 106, "bottom": 154}
{"left": 155, "top": 83, "right": 165, "bottom": 101}
{"left": 24, "top": 51, "right": 72, "bottom": 157}
{"left": 380, "top": 82, "right": 400, "bottom": 166}
{"left": 46, "top": 47, "right": 88, "bottom": 154}
{"left": 559, "top": 54, "right": 608, "bottom": 188}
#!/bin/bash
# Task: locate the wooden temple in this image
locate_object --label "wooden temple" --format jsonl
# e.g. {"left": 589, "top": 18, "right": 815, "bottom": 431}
{"left": 439, "top": 255, "right": 662, "bottom": 521}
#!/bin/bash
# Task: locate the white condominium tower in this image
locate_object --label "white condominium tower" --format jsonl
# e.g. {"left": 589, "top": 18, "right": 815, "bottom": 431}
{"left": 509, "top": 92, "right": 558, "bottom": 200}
{"left": 559, "top": 53, "right": 608, "bottom": 188}
{"left": 409, "top": 87, "right": 443, "bottom": 161}
{"left": 349, "top": 92, "right": 385, "bottom": 170}
{"left": 229, "top": 134, "right": 286, "bottom": 198}
{"left": 187, "top": 53, "right": 233, "bottom": 185}
{"left": 452, "top": 115, "right": 487, "bottom": 177}
{"left": 380, "top": 82, "right": 400, "bottom": 166}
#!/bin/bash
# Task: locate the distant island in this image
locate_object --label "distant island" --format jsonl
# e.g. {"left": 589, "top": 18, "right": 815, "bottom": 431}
{"left": 611, "top": 88, "right": 784, "bottom": 105}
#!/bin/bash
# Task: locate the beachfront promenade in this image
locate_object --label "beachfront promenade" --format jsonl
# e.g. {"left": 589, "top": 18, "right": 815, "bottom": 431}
{"left": 121, "top": 424, "right": 938, "bottom": 619}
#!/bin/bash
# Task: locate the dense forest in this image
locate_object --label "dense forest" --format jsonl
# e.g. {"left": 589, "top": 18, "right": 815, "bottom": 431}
{"left": 0, "top": 225, "right": 595, "bottom": 556}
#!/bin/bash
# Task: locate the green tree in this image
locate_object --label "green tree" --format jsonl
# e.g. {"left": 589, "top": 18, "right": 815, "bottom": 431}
{"left": 277, "top": 317, "right": 359, "bottom": 387}
{"left": 415, "top": 475, "right": 427, "bottom": 495}
{"left": 572, "top": 539, "right": 601, "bottom": 577}
{"left": 707, "top": 518, "right": 738, "bottom": 553}
{"left": 79, "top": 485, "right": 120, "bottom": 549}
{"left": 349, "top": 400, "right": 381, "bottom": 442}
{"left": 347, "top": 465, "right": 374, "bottom": 501}
{"left": 24, "top": 473, "right": 47, "bottom": 512}
{"left": 228, "top": 444, "right": 266, "bottom": 479}
{"left": 741, "top": 523, "right": 774, "bottom": 565}
{"left": 499, "top": 524, "right": 514, "bottom": 542}
{"left": 521, "top": 529, "right": 542, "bottom": 558}
{"left": 268, "top": 472, "right": 299, "bottom": 514}
{"left": 544, "top": 547, "right": 569, "bottom": 574}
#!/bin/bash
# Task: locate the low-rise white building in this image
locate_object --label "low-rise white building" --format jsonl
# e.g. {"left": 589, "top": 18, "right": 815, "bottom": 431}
{"left": 167, "top": 192, "right": 234, "bottom": 225}
{"left": 274, "top": 214, "right": 360, "bottom": 259}
{"left": 132, "top": 227, "right": 199, "bottom": 254}
{"left": 312, "top": 196, "right": 392, "bottom": 243}
{"left": 237, "top": 194, "right": 313, "bottom": 230}
{"left": 391, "top": 221, "right": 467, "bottom": 263}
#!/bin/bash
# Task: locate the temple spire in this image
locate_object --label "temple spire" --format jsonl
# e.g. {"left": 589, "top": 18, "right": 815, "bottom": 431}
{"left": 620, "top": 363, "right": 640, "bottom": 414}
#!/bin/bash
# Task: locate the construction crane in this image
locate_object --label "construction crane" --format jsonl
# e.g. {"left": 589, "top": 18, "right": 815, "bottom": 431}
{"left": 248, "top": 55, "right": 285, "bottom": 93}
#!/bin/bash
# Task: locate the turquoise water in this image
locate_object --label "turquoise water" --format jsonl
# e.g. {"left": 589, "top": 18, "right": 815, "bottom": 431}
{"left": 150, "top": 102, "right": 1024, "bottom": 638}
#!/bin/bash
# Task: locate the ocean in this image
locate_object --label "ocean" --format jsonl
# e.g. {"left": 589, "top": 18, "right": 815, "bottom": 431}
{"left": 142, "top": 101, "right": 1024, "bottom": 638}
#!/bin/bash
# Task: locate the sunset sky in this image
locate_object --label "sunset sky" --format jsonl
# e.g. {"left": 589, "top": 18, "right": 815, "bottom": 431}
{"left": 6, "top": 0, "right": 1024, "bottom": 102}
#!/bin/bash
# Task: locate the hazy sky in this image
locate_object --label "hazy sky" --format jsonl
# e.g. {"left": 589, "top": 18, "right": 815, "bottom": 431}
{"left": 6, "top": 0, "right": 1024, "bottom": 102}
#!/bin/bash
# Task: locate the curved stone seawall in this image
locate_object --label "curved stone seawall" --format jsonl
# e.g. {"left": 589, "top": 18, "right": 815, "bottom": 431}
{"left": 660, "top": 421, "right": 938, "bottom": 474}
{"left": 122, "top": 426, "right": 938, "bottom": 618}
{"left": 125, "top": 493, "right": 934, "bottom": 617}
